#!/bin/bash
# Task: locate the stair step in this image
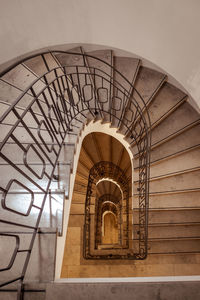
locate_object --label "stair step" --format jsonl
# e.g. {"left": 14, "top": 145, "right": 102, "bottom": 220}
{"left": 39, "top": 190, "right": 65, "bottom": 232}
{"left": 133, "top": 123, "right": 200, "bottom": 168}
{"left": 45, "top": 281, "right": 200, "bottom": 300}
{"left": 129, "top": 84, "right": 188, "bottom": 150}
{"left": 23, "top": 54, "right": 48, "bottom": 77}
{"left": 64, "top": 132, "right": 78, "bottom": 144}
{"left": 150, "top": 101, "right": 199, "bottom": 146}
{"left": 0, "top": 80, "right": 44, "bottom": 116}
{"left": 134, "top": 66, "right": 167, "bottom": 105}
{"left": 148, "top": 169, "right": 200, "bottom": 193}
{"left": 150, "top": 123, "right": 200, "bottom": 164}
{"left": 144, "top": 82, "right": 187, "bottom": 127}
{"left": 133, "top": 209, "right": 200, "bottom": 224}
{"left": 0, "top": 95, "right": 64, "bottom": 138}
{"left": 0, "top": 79, "right": 24, "bottom": 105}
{"left": 111, "top": 56, "right": 141, "bottom": 128}
{"left": 1, "top": 64, "right": 39, "bottom": 91}
{"left": 148, "top": 238, "right": 200, "bottom": 254}
{"left": 68, "top": 214, "right": 84, "bottom": 227}
{"left": 55, "top": 47, "right": 85, "bottom": 67}
{"left": 0, "top": 229, "right": 56, "bottom": 288}
{"left": 148, "top": 190, "right": 200, "bottom": 209}
{"left": 58, "top": 164, "right": 71, "bottom": 198}
{"left": 71, "top": 192, "right": 86, "bottom": 203}
{"left": 59, "top": 143, "right": 75, "bottom": 167}
{"left": 134, "top": 223, "right": 200, "bottom": 239}
{"left": 119, "top": 66, "right": 166, "bottom": 136}
{"left": 70, "top": 117, "right": 85, "bottom": 132}
{"left": 23, "top": 53, "right": 65, "bottom": 97}
{"left": 25, "top": 228, "right": 57, "bottom": 282}
{"left": 0, "top": 188, "right": 65, "bottom": 229}
{"left": 145, "top": 147, "right": 200, "bottom": 178}
{"left": 55, "top": 47, "right": 95, "bottom": 122}
{"left": 86, "top": 49, "right": 113, "bottom": 123}
{"left": 70, "top": 203, "right": 85, "bottom": 215}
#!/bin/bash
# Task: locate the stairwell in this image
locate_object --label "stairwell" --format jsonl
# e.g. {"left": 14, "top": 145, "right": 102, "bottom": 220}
{"left": 0, "top": 46, "right": 200, "bottom": 299}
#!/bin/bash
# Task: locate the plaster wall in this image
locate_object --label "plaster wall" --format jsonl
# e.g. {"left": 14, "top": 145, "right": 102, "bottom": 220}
{"left": 1, "top": 0, "right": 200, "bottom": 108}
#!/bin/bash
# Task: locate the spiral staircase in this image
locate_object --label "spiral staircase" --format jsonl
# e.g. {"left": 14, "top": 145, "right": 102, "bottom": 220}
{"left": 0, "top": 46, "right": 200, "bottom": 299}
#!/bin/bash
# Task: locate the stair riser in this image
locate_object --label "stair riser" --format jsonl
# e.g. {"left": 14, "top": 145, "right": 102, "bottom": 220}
{"left": 150, "top": 102, "right": 199, "bottom": 146}
{"left": 133, "top": 210, "right": 200, "bottom": 223}
{"left": 45, "top": 282, "right": 200, "bottom": 300}
{"left": 134, "top": 224, "right": 200, "bottom": 239}
{"left": 148, "top": 240, "right": 200, "bottom": 253}
{"left": 147, "top": 170, "right": 200, "bottom": 193}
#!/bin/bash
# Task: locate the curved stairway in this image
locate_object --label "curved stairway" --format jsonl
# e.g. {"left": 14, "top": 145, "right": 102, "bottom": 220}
{"left": 0, "top": 46, "right": 200, "bottom": 299}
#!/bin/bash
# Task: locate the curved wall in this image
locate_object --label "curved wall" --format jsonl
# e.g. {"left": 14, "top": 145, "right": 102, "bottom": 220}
{"left": 1, "top": 0, "right": 200, "bottom": 107}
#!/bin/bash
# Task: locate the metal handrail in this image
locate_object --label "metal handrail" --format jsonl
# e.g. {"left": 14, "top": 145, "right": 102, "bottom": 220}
{"left": 0, "top": 51, "right": 151, "bottom": 298}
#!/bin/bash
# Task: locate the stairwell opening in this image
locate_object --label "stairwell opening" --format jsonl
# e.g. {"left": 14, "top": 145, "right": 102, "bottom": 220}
{"left": 61, "top": 130, "right": 150, "bottom": 277}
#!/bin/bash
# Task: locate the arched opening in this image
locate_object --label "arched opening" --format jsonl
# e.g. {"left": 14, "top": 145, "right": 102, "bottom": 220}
{"left": 61, "top": 131, "right": 136, "bottom": 269}
{"left": 95, "top": 180, "right": 122, "bottom": 249}
{"left": 102, "top": 212, "right": 118, "bottom": 245}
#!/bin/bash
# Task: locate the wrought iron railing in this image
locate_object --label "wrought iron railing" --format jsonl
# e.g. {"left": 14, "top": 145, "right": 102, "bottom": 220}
{"left": 84, "top": 162, "right": 129, "bottom": 258}
{"left": 0, "top": 50, "right": 151, "bottom": 298}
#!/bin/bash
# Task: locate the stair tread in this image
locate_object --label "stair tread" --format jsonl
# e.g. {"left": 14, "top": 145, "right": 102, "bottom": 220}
{"left": 134, "top": 66, "right": 167, "bottom": 104}
{"left": 56, "top": 47, "right": 96, "bottom": 122}
{"left": 119, "top": 65, "right": 166, "bottom": 137}
{"left": 86, "top": 49, "right": 113, "bottom": 123}
{"left": 23, "top": 54, "right": 48, "bottom": 77}
{"left": 111, "top": 56, "right": 141, "bottom": 128}
{"left": 150, "top": 101, "right": 199, "bottom": 146}
{"left": 145, "top": 82, "right": 187, "bottom": 128}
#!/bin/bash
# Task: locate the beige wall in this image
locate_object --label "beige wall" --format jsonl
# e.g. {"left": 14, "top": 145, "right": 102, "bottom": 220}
{"left": 1, "top": 0, "right": 200, "bottom": 108}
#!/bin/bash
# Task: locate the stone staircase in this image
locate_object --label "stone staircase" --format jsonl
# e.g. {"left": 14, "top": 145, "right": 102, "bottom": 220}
{"left": 0, "top": 46, "right": 200, "bottom": 299}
